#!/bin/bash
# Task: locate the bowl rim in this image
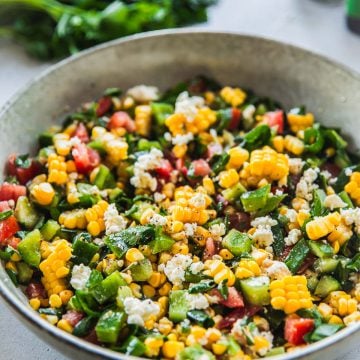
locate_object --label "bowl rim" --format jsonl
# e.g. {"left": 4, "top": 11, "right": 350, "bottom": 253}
{"left": 0, "top": 28, "right": 359, "bottom": 360}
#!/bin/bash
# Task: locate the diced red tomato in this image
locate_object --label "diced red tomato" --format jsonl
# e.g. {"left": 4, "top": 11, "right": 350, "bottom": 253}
{"left": 203, "top": 238, "right": 216, "bottom": 260}
{"left": 229, "top": 108, "right": 242, "bottom": 130}
{"left": 176, "top": 158, "right": 188, "bottom": 177}
{"left": 0, "top": 201, "right": 11, "bottom": 212}
{"left": 263, "top": 110, "right": 284, "bottom": 134}
{"left": 72, "top": 144, "right": 100, "bottom": 174}
{"left": 7, "top": 154, "right": 42, "bottom": 185}
{"left": 0, "top": 183, "right": 26, "bottom": 202}
{"left": 107, "top": 111, "right": 135, "bottom": 132}
{"left": 0, "top": 216, "right": 20, "bottom": 246}
{"left": 191, "top": 159, "right": 211, "bottom": 177}
{"left": 62, "top": 310, "right": 84, "bottom": 327}
{"left": 284, "top": 317, "right": 314, "bottom": 345}
{"left": 155, "top": 159, "right": 173, "bottom": 181}
{"left": 25, "top": 283, "right": 46, "bottom": 299}
{"left": 212, "top": 287, "right": 244, "bottom": 308}
{"left": 96, "top": 96, "right": 112, "bottom": 117}
{"left": 73, "top": 123, "right": 89, "bottom": 143}
{"left": 7, "top": 236, "right": 20, "bottom": 249}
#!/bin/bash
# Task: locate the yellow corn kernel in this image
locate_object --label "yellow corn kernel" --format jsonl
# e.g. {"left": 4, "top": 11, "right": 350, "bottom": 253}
{"left": 206, "top": 328, "right": 222, "bottom": 343}
{"left": 162, "top": 341, "right": 185, "bottom": 358}
{"left": 345, "top": 172, "right": 360, "bottom": 205}
{"left": 144, "top": 337, "right": 164, "bottom": 357}
{"left": 219, "top": 169, "right": 239, "bottom": 188}
{"left": 10, "top": 252, "right": 21, "bottom": 262}
{"left": 235, "top": 259, "right": 261, "bottom": 279}
{"left": 272, "top": 135, "right": 285, "bottom": 153}
{"left": 306, "top": 212, "right": 341, "bottom": 240}
{"left": 49, "top": 294, "right": 62, "bottom": 308}
{"left": 129, "top": 283, "right": 142, "bottom": 298}
{"left": 284, "top": 135, "right": 304, "bottom": 155}
{"left": 158, "top": 282, "right": 172, "bottom": 296}
{"left": 31, "top": 182, "right": 55, "bottom": 205}
{"left": 126, "top": 248, "right": 145, "bottom": 263}
{"left": 171, "top": 243, "right": 189, "bottom": 255}
{"left": 328, "top": 315, "right": 343, "bottom": 325}
{"left": 47, "top": 154, "right": 68, "bottom": 185}
{"left": 172, "top": 144, "right": 188, "bottom": 159}
{"left": 226, "top": 147, "right": 249, "bottom": 169}
{"left": 143, "top": 285, "right": 156, "bottom": 298}
{"left": 318, "top": 303, "right": 333, "bottom": 319}
{"left": 29, "top": 298, "right": 41, "bottom": 311}
{"left": 59, "top": 290, "right": 73, "bottom": 305}
{"left": 343, "top": 311, "right": 360, "bottom": 326}
{"left": 53, "top": 133, "right": 71, "bottom": 156}
{"left": 57, "top": 319, "right": 73, "bottom": 333}
{"left": 212, "top": 343, "right": 228, "bottom": 355}
{"left": 148, "top": 272, "right": 162, "bottom": 288}
{"left": 135, "top": 105, "right": 151, "bottom": 137}
{"left": 287, "top": 113, "right": 314, "bottom": 133}
{"left": 202, "top": 176, "right": 215, "bottom": 195}
{"left": 219, "top": 249, "right": 234, "bottom": 260}
{"left": 5, "top": 261, "right": 17, "bottom": 272}
{"left": 220, "top": 86, "right": 246, "bottom": 107}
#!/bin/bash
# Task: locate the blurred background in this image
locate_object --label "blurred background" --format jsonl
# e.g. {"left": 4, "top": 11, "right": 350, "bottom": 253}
{"left": 0, "top": 0, "right": 360, "bottom": 359}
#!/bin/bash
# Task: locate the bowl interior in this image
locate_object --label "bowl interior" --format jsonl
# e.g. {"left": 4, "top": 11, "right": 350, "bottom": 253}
{"left": 0, "top": 30, "right": 360, "bottom": 360}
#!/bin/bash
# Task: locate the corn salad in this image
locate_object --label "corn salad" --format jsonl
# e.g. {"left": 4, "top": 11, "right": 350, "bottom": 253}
{"left": 0, "top": 77, "right": 359, "bottom": 359}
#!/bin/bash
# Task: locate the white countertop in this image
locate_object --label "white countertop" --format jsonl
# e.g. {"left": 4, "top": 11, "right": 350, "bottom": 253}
{"left": 0, "top": 0, "right": 359, "bottom": 359}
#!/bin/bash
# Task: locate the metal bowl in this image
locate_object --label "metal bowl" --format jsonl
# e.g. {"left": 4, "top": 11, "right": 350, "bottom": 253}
{"left": 0, "top": 30, "right": 359, "bottom": 360}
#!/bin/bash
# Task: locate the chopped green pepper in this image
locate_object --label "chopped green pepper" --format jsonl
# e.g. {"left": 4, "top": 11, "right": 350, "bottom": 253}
{"left": 222, "top": 229, "right": 252, "bottom": 256}
{"left": 95, "top": 310, "right": 126, "bottom": 343}
{"left": 285, "top": 238, "right": 310, "bottom": 273}
{"left": 240, "top": 276, "right": 270, "bottom": 305}
{"left": 241, "top": 184, "right": 270, "bottom": 212}
{"left": 17, "top": 229, "right": 41, "bottom": 267}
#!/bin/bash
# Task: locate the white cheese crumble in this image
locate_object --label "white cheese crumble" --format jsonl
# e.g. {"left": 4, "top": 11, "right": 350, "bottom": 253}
{"left": 189, "top": 261, "right": 204, "bottom": 274}
{"left": 70, "top": 264, "right": 92, "bottom": 290}
{"left": 172, "top": 133, "right": 194, "bottom": 146}
{"left": 175, "top": 91, "right": 205, "bottom": 121}
{"left": 341, "top": 208, "right": 360, "bottom": 235}
{"left": 284, "top": 228, "right": 302, "bottom": 246}
{"left": 289, "top": 158, "right": 304, "bottom": 175}
{"left": 130, "top": 148, "right": 163, "bottom": 192}
{"left": 188, "top": 192, "right": 207, "bottom": 208}
{"left": 69, "top": 136, "right": 81, "bottom": 147}
{"left": 159, "top": 254, "right": 192, "bottom": 286}
{"left": 324, "top": 194, "right": 347, "bottom": 210}
{"left": 104, "top": 203, "right": 128, "bottom": 235}
{"left": 263, "top": 259, "right": 291, "bottom": 280}
{"left": 127, "top": 85, "right": 159, "bottom": 103}
{"left": 123, "top": 297, "right": 160, "bottom": 326}
{"left": 251, "top": 216, "right": 278, "bottom": 251}
{"left": 284, "top": 208, "right": 297, "bottom": 223}
{"left": 242, "top": 104, "right": 256, "bottom": 121}
{"left": 154, "top": 192, "right": 166, "bottom": 203}
{"left": 185, "top": 293, "right": 210, "bottom": 310}
{"left": 184, "top": 223, "right": 198, "bottom": 237}
{"left": 209, "top": 223, "right": 226, "bottom": 238}
{"left": 148, "top": 213, "right": 167, "bottom": 226}
{"left": 321, "top": 170, "right": 332, "bottom": 180}
{"left": 296, "top": 167, "right": 319, "bottom": 201}
{"left": 345, "top": 168, "right": 353, "bottom": 176}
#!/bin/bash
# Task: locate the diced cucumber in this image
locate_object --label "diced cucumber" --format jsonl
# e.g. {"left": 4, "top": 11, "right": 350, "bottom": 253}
{"left": 93, "top": 164, "right": 115, "bottom": 190}
{"left": 91, "top": 271, "right": 127, "bottom": 304}
{"left": 169, "top": 290, "right": 190, "bottom": 323}
{"left": 222, "top": 183, "right": 246, "bottom": 202}
{"left": 222, "top": 229, "right": 252, "bottom": 256}
{"left": 14, "top": 196, "right": 40, "bottom": 229}
{"left": 130, "top": 259, "right": 153, "bottom": 282}
{"left": 307, "top": 275, "right": 319, "bottom": 293}
{"left": 40, "top": 219, "right": 60, "bottom": 241}
{"left": 148, "top": 227, "right": 175, "bottom": 254}
{"left": 17, "top": 262, "right": 33, "bottom": 284}
{"left": 17, "top": 229, "right": 41, "bottom": 267}
{"left": 118, "top": 335, "right": 146, "bottom": 356}
{"left": 116, "top": 286, "right": 133, "bottom": 309}
{"left": 314, "top": 258, "right": 339, "bottom": 274}
{"left": 240, "top": 276, "right": 270, "bottom": 305}
{"left": 95, "top": 310, "right": 126, "bottom": 343}
{"left": 314, "top": 275, "right": 340, "bottom": 298}
{"left": 308, "top": 241, "right": 334, "bottom": 258}
{"left": 285, "top": 238, "right": 310, "bottom": 273}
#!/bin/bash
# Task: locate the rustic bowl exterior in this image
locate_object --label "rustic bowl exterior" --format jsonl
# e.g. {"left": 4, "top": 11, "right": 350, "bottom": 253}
{"left": 0, "top": 30, "right": 359, "bottom": 360}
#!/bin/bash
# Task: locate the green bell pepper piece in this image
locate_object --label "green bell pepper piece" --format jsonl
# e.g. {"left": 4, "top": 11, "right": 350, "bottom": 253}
{"left": 17, "top": 262, "right": 34, "bottom": 284}
{"left": 148, "top": 227, "right": 175, "bottom": 254}
{"left": 72, "top": 235, "right": 99, "bottom": 266}
{"left": 137, "top": 139, "right": 162, "bottom": 151}
{"left": 93, "top": 164, "right": 115, "bottom": 190}
{"left": 222, "top": 182, "right": 246, "bottom": 202}
{"left": 169, "top": 290, "right": 190, "bottom": 323}
{"left": 285, "top": 238, "right": 310, "bottom": 273}
{"left": 241, "top": 124, "right": 271, "bottom": 152}
{"left": 304, "top": 125, "right": 324, "bottom": 153}
{"left": 241, "top": 184, "right": 270, "bottom": 212}
{"left": 91, "top": 271, "right": 127, "bottom": 304}
{"left": 119, "top": 336, "right": 146, "bottom": 356}
{"left": 222, "top": 229, "right": 252, "bottom": 256}
{"left": 95, "top": 310, "right": 126, "bottom": 343}
{"left": 116, "top": 286, "right": 133, "bottom": 308}
{"left": 187, "top": 310, "right": 215, "bottom": 328}
{"left": 177, "top": 345, "right": 215, "bottom": 360}
{"left": 130, "top": 258, "right": 153, "bottom": 281}
{"left": 17, "top": 229, "right": 41, "bottom": 267}
{"left": 40, "top": 219, "right": 60, "bottom": 241}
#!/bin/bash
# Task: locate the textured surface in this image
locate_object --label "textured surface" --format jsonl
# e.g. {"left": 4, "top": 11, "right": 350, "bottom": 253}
{"left": 0, "top": 1, "right": 360, "bottom": 360}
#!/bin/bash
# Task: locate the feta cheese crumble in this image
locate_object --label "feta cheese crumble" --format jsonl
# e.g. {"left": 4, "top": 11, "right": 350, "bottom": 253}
{"left": 284, "top": 208, "right": 297, "bottom": 223}
{"left": 70, "top": 264, "right": 91, "bottom": 290}
{"left": 154, "top": 192, "right": 166, "bottom": 203}
{"left": 104, "top": 203, "right": 128, "bottom": 235}
{"left": 263, "top": 259, "right": 291, "bottom": 279}
{"left": 188, "top": 192, "right": 207, "bottom": 208}
{"left": 148, "top": 213, "right": 167, "bottom": 226}
{"left": 341, "top": 208, "right": 360, "bottom": 235}
{"left": 184, "top": 223, "right": 198, "bottom": 237}
{"left": 172, "top": 133, "right": 194, "bottom": 146}
{"left": 127, "top": 85, "right": 159, "bottom": 103}
{"left": 284, "top": 228, "right": 302, "bottom": 246}
{"left": 123, "top": 297, "right": 160, "bottom": 326}
{"left": 130, "top": 148, "right": 164, "bottom": 191}
{"left": 209, "top": 223, "right": 226, "bottom": 238}
{"left": 296, "top": 167, "right": 319, "bottom": 201}
{"left": 159, "top": 254, "right": 192, "bottom": 286}
{"left": 185, "top": 293, "right": 209, "bottom": 310}
{"left": 175, "top": 91, "right": 205, "bottom": 121}
{"left": 289, "top": 158, "right": 304, "bottom": 175}
{"left": 324, "top": 194, "right": 347, "bottom": 210}
{"left": 345, "top": 168, "right": 353, "bottom": 176}
{"left": 251, "top": 216, "right": 278, "bottom": 252}
{"left": 189, "top": 261, "right": 205, "bottom": 274}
